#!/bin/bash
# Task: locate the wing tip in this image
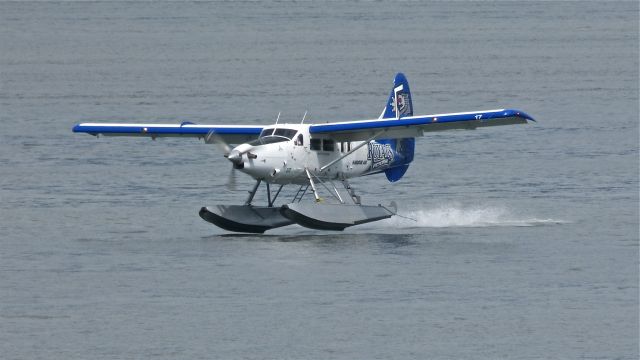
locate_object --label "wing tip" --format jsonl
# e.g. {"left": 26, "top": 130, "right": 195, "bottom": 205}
{"left": 506, "top": 109, "right": 536, "bottom": 123}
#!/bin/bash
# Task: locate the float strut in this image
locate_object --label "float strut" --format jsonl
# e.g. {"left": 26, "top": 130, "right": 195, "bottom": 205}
{"left": 342, "top": 179, "right": 360, "bottom": 205}
{"left": 270, "top": 184, "right": 284, "bottom": 207}
{"left": 245, "top": 179, "right": 262, "bottom": 205}
{"left": 305, "top": 168, "right": 321, "bottom": 202}
{"left": 266, "top": 182, "right": 271, "bottom": 207}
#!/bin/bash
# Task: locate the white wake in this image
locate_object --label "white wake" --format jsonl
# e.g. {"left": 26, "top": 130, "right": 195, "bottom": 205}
{"left": 381, "top": 204, "right": 566, "bottom": 228}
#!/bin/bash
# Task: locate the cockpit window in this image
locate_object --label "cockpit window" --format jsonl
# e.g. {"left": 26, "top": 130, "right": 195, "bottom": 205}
{"left": 249, "top": 136, "right": 288, "bottom": 146}
{"left": 259, "top": 128, "right": 274, "bottom": 137}
{"left": 273, "top": 128, "right": 297, "bottom": 139}
{"left": 250, "top": 127, "right": 298, "bottom": 146}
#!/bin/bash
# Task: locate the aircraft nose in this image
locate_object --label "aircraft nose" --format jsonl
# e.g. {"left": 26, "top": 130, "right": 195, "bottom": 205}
{"left": 225, "top": 143, "right": 255, "bottom": 169}
{"left": 227, "top": 150, "right": 242, "bottom": 164}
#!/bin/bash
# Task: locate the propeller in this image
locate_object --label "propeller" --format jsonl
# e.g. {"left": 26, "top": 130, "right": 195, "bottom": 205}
{"left": 205, "top": 130, "right": 252, "bottom": 191}
{"left": 206, "top": 130, "right": 238, "bottom": 164}
{"left": 222, "top": 167, "right": 235, "bottom": 191}
{"left": 205, "top": 130, "right": 231, "bottom": 155}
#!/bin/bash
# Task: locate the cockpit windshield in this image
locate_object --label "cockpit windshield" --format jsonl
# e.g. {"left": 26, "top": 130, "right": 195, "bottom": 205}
{"left": 272, "top": 128, "right": 297, "bottom": 139}
{"left": 250, "top": 128, "right": 298, "bottom": 146}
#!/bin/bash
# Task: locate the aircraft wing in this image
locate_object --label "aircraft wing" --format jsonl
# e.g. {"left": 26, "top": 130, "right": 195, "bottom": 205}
{"left": 309, "top": 109, "right": 534, "bottom": 142}
{"left": 72, "top": 122, "right": 264, "bottom": 145}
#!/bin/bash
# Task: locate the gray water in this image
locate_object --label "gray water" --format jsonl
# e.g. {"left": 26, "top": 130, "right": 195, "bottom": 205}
{"left": 1, "top": 1, "right": 638, "bottom": 359}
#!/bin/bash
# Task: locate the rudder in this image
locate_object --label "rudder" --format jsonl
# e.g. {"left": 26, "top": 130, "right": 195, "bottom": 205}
{"left": 378, "top": 73, "right": 415, "bottom": 182}
{"left": 380, "top": 73, "right": 413, "bottom": 119}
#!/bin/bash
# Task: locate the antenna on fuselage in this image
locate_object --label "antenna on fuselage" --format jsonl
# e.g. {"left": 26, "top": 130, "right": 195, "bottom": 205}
{"left": 301, "top": 110, "right": 308, "bottom": 124}
{"left": 275, "top": 112, "right": 281, "bottom": 125}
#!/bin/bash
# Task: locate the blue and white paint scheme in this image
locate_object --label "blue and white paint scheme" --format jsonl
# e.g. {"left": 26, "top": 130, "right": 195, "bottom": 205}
{"left": 73, "top": 73, "right": 534, "bottom": 232}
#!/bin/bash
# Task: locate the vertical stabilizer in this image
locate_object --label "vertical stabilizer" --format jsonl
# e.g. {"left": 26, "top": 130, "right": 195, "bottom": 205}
{"left": 377, "top": 73, "right": 415, "bottom": 182}
{"left": 380, "top": 73, "right": 413, "bottom": 119}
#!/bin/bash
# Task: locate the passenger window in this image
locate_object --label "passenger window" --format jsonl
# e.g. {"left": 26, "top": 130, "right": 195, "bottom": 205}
{"left": 323, "top": 139, "right": 334, "bottom": 152}
{"left": 310, "top": 138, "right": 321, "bottom": 151}
{"left": 295, "top": 134, "right": 304, "bottom": 146}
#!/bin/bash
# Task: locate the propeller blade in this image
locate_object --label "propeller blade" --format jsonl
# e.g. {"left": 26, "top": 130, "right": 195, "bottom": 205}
{"left": 205, "top": 130, "right": 231, "bottom": 155}
{"left": 226, "top": 167, "right": 237, "bottom": 191}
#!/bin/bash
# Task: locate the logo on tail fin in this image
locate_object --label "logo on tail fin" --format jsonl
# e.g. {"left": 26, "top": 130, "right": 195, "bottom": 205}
{"left": 393, "top": 84, "right": 411, "bottom": 118}
{"left": 393, "top": 91, "right": 411, "bottom": 118}
{"left": 381, "top": 73, "right": 413, "bottom": 119}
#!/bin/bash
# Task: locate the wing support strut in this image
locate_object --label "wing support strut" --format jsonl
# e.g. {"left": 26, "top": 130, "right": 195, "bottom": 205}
{"left": 319, "top": 130, "right": 384, "bottom": 171}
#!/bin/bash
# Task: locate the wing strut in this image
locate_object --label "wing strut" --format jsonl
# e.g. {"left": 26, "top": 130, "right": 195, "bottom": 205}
{"left": 319, "top": 130, "right": 384, "bottom": 171}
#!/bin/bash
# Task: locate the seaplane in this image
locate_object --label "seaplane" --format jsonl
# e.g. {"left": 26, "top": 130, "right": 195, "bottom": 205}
{"left": 73, "top": 73, "right": 534, "bottom": 233}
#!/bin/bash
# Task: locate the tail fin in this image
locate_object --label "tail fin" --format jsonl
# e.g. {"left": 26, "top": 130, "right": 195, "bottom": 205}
{"left": 378, "top": 73, "right": 415, "bottom": 182}
{"left": 380, "top": 73, "right": 413, "bottom": 119}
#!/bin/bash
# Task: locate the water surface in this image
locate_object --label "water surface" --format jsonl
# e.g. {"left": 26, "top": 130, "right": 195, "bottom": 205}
{"left": 1, "top": 1, "right": 638, "bottom": 359}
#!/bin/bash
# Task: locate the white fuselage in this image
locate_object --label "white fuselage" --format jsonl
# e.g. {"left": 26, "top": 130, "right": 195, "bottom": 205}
{"left": 231, "top": 124, "right": 373, "bottom": 185}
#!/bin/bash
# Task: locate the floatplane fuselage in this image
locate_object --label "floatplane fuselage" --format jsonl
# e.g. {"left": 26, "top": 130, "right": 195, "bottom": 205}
{"left": 225, "top": 123, "right": 414, "bottom": 185}
{"left": 73, "top": 73, "right": 534, "bottom": 233}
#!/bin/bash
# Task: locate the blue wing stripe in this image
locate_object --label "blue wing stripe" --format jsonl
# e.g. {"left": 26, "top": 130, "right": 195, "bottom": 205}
{"left": 72, "top": 124, "right": 263, "bottom": 136}
{"left": 309, "top": 109, "right": 534, "bottom": 134}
